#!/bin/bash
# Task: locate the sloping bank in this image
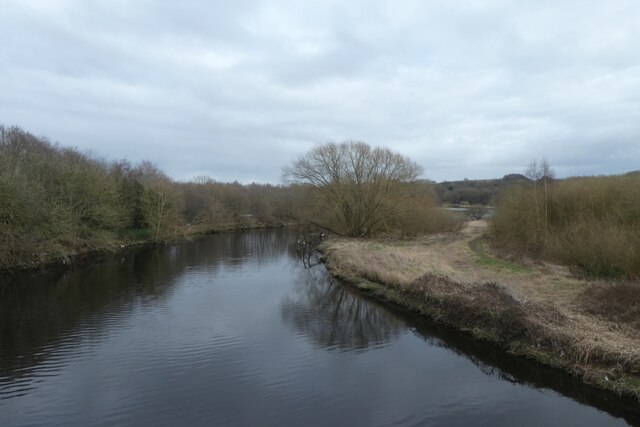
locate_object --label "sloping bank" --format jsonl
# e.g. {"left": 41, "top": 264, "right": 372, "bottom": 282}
{"left": 1, "top": 220, "right": 289, "bottom": 274}
{"left": 317, "top": 221, "right": 640, "bottom": 400}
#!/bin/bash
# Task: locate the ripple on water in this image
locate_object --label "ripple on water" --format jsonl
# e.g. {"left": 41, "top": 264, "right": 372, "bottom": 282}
{"left": 0, "top": 230, "right": 637, "bottom": 427}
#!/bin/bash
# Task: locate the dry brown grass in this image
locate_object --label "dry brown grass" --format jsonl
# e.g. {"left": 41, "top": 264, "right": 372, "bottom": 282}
{"left": 321, "top": 238, "right": 459, "bottom": 287}
{"left": 577, "top": 281, "right": 640, "bottom": 328}
{"left": 320, "top": 220, "right": 640, "bottom": 399}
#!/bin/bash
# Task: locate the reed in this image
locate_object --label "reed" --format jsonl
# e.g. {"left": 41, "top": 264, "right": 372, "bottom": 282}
{"left": 493, "top": 174, "right": 640, "bottom": 278}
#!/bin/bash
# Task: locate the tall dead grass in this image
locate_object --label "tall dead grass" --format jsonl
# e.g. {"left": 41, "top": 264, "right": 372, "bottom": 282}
{"left": 493, "top": 174, "right": 640, "bottom": 278}
{"left": 578, "top": 281, "right": 640, "bottom": 328}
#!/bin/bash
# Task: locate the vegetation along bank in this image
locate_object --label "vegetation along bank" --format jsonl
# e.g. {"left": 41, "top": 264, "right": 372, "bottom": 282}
{"left": 0, "top": 129, "right": 453, "bottom": 271}
{"left": 0, "top": 126, "right": 300, "bottom": 271}
{"left": 319, "top": 221, "right": 640, "bottom": 399}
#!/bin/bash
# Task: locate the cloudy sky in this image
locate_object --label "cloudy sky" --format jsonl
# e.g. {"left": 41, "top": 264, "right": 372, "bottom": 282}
{"left": 1, "top": 0, "right": 639, "bottom": 183}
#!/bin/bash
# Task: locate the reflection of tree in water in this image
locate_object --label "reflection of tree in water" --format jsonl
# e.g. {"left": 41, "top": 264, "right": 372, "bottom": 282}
{"left": 0, "top": 229, "right": 295, "bottom": 384}
{"left": 287, "top": 261, "right": 640, "bottom": 424}
{"left": 182, "top": 228, "right": 295, "bottom": 268}
{"left": 281, "top": 266, "right": 404, "bottom": 351}
{"left": 0, "top": 246, "right": 186, "bottom": 384}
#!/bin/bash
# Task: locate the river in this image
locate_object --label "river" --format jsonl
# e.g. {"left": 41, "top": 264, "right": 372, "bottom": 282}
{"left": 1, "top": 229, "right": 638, "bottom": 426}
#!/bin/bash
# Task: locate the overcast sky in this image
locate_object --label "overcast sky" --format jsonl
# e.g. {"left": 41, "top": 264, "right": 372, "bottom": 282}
{"left": 1, "top": 0, "right": 639, "bottom": 183}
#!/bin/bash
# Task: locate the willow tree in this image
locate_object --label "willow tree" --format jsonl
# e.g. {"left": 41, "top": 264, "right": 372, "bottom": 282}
{"left": 283, "top": 141, "right": 423, "bottom": 237}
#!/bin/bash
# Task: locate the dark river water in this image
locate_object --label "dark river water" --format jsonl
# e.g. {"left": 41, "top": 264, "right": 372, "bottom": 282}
{"left": 1, "top": 229, "right": 638, "bottom": 426}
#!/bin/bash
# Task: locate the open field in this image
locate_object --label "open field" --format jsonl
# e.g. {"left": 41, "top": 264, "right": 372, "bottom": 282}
{"left": 319, "top": 220, "right": 640, "bottom": 399}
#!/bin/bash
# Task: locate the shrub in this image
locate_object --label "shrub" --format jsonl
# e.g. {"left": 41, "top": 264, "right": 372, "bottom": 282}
{"left": 493, "top": 174, "right": 640, "bottom": 278}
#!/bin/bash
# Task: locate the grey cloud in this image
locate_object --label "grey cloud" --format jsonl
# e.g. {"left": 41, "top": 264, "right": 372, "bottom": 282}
{"left": 1, "top": 0, "right": 638, "bottom": 183}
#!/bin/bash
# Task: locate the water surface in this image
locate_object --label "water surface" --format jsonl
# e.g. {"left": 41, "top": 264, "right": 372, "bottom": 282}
{"left": 1, "top": 229, "right": 638, "bottom": 426}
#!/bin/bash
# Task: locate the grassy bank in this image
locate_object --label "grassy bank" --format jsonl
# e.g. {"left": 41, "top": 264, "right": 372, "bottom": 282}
{"left": 1, "top": 218, "right": 287, "bottom": 273}
{"left": 318, "top": 221, "right": 640, "bottom": 399}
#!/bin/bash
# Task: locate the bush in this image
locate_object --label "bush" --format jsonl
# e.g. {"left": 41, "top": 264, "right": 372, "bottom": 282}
{"left": 493, "top": 174, "right": 640, "bottom": 278}
{"left": 390, "top": 182, "right": 461, "bottom": 235}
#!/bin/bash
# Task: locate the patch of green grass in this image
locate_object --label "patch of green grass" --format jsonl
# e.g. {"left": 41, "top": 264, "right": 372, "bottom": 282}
{"left": 120, "top": 228, "right": 152, "bottom": 242}
{"left": 368, "top": 242, "right": 389, "bottom": 250}
{"left": 469, "top": 237, "right": 530, "bottom": 273}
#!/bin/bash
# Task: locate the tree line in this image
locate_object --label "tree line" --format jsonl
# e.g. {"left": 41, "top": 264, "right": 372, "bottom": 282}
{"left": 3, "top": 125, "right": 637, "bottom": 279}
{"left": 1, "top": 127, "right": 456, "bottom": 269}
{"left": 0, "top": 126, "right": 301, "bottom": 268}
{"left": 436, "top": 174, "right": 530, "bottom": 206}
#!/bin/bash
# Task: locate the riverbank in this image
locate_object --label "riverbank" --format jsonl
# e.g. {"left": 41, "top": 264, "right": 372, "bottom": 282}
{"left": 0, "top": 219, "right": 290, "bottom": 274}
{"left": 318, "top": 220, "right": 640, "bottom": 400}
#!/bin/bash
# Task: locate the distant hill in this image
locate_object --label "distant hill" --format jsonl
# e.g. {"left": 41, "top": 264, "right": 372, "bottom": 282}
{"left": 435, "top": 170, "right": 639, "bottom": 206}
{"left": 501, "top": 173, "right": 529, "bottom": 181}
{"left": 436, "top": 174, "right": 529, "bottom": 206}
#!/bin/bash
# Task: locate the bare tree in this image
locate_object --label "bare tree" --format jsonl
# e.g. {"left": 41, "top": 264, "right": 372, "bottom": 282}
{"left": 283, "top": 141, "right": 423, "bottom": 237}
{"left": 135, "top": 161, "right": 180, "bottom": 242}
{"left": 525, "top": 157, "right": 554, "bottom": 244}
{"left": 540, "top": 158, "right": 554, "bottom": 239}
{"left": 525, "top": 159, "right": 542, "bottom": 236}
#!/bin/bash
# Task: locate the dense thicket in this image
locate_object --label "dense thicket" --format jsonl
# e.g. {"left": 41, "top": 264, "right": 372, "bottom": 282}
{"left": 0, "top": 126, "right": 297, "bottom": 269}
{"left": 436, "top": 174, "right": 529, "bottom": 206}
{"left": 493, "top": 173, "right": 640, "bottom": 278}
{"left": 283, "top": 141, "right": 457, "bottom": 237}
